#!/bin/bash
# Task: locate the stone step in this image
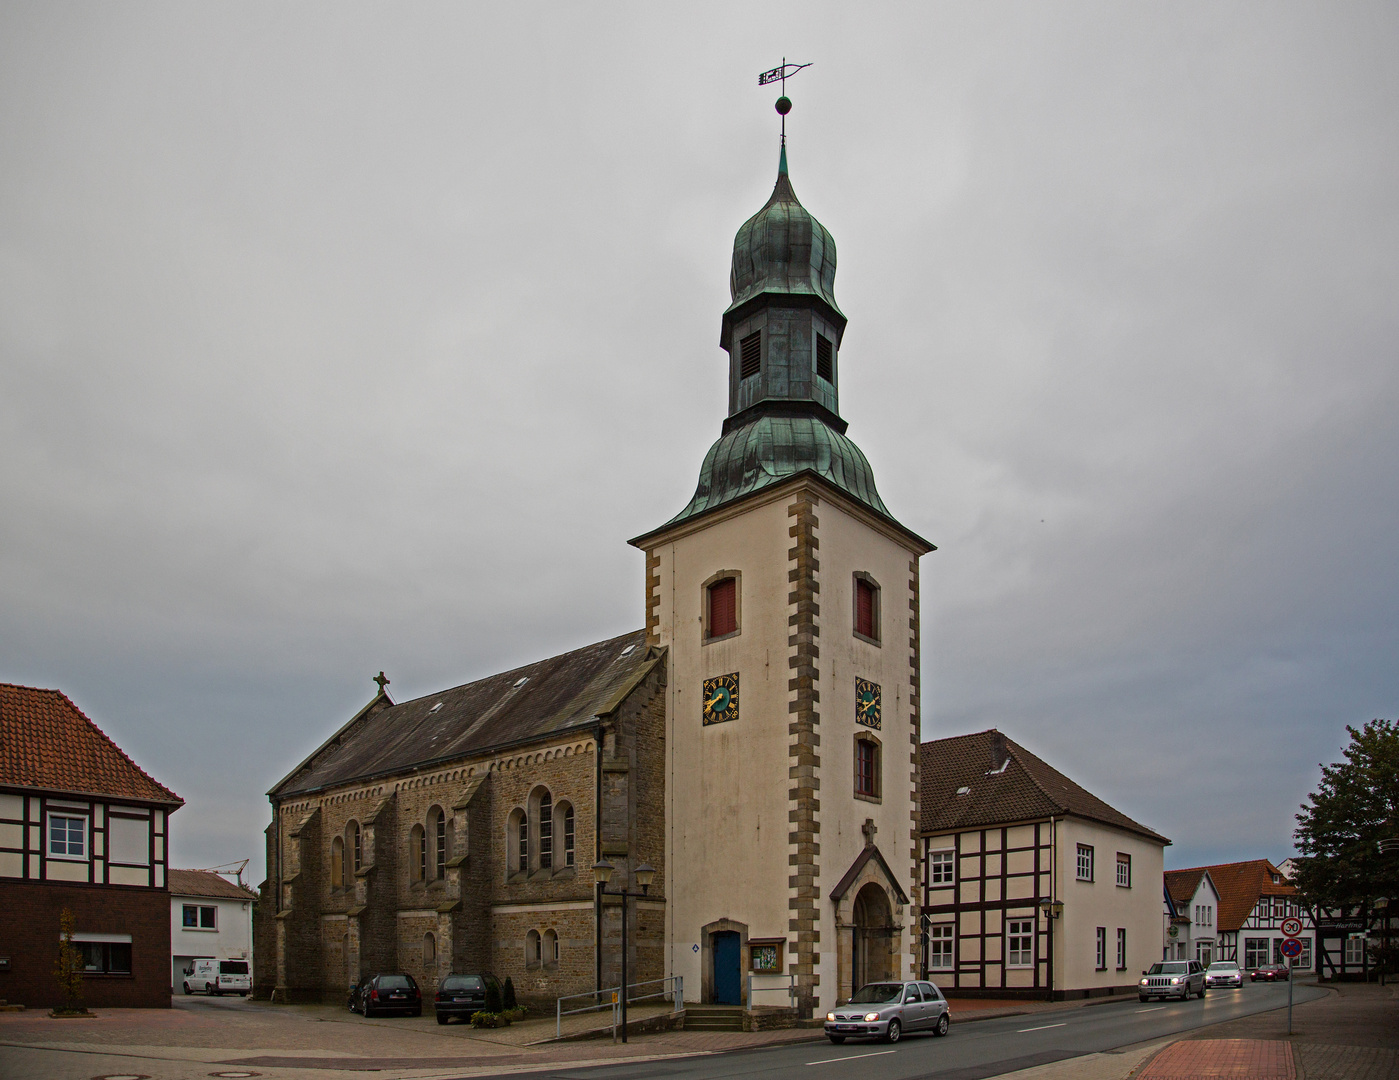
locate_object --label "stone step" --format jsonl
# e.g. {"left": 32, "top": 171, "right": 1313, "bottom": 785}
{"left": 684, "top": 1006, "right": 745, "bottom": 1031}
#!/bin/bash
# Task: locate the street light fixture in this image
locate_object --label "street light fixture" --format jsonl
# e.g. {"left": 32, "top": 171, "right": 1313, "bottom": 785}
{"left": 593, "top": 859, "right": 654, "bottom": 1043}
{"left": 1037, "top": 898, "right": 1063, "bottom": 1003}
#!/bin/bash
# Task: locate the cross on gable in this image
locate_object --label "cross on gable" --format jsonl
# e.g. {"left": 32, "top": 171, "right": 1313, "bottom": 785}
{"left": 862, "top": 818, "right": 877, "bottom": 847}
{"left": 373, "top": 671, "right": 390, "bottom": 693}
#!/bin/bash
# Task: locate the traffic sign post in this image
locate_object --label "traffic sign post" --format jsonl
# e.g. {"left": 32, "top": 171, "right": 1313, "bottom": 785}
{"left": 1281, "top": 935, "right": 1303, "bottom": 1033}
{"left": 1281, "top": 917, "right": 1303, "bottom": 938}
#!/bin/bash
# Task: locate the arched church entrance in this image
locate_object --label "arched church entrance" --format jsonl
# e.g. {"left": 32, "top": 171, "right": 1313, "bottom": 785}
{"left": 851, "top": 882, "right": 897, "bottom": 991}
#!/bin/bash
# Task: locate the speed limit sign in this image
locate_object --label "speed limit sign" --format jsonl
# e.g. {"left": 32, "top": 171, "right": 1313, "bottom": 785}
{"left": 1281, "top": 917, "right": 1303, "bottom": 937}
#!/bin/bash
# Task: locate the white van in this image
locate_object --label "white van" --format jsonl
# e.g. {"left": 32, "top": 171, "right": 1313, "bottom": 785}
{"left": 183, "top": 958, "right": 251, "bottom": 996}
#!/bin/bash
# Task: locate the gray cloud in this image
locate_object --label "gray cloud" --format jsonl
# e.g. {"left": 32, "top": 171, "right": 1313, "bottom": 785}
{"left": 1, "top": 2, "right": 1395, "bottom": 882}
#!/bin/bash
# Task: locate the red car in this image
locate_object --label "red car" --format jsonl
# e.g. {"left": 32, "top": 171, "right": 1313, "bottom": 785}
{"left": 1250, "top": 964, "right": 1290, "bottom": 982}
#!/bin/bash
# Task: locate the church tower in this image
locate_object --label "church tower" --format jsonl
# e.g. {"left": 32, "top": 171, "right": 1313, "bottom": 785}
{"left": 630, "top": 144, "right": 934, "bottom": 1016}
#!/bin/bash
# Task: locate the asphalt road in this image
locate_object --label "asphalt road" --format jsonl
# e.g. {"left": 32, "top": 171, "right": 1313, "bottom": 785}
{"left": 476, "top": 982, "right": 1326, "bottom": 1080}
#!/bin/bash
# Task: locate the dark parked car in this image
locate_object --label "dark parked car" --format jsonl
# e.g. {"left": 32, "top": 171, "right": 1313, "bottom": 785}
{"left": 433, "top": 973, "right": 502, "bottom": 1024}
{"left": 348, "top": 973, "right": 422, "bottom": 1017}
{"left": 1251, "top": 964, "right": 1290, "bottom": 982}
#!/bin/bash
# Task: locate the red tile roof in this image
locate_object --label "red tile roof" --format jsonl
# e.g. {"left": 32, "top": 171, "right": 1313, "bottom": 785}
{"left": 1167, "top": 859, "right": 1295, "bottom": 933}
{"left": 920, "top": 729, "right": 1169, "bottom": 844}
{"left": 168, "top": 869, "right": 257, "bottom": 901}
{"left": 0, "top": 683, "right": 181, "bottom": 806}
{"left": 1164, "top": 866, "right": 1208, "bottom": 907}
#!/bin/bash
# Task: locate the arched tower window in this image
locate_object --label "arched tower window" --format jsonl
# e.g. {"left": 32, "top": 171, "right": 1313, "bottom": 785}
{"left": 507, "top": 808, "right": 527, "bottom": 877}
{"left": 429, "top": 806, "right": 447, "bottom": 880}
{"left": 330, "top": 836, "right": 344, "bottom": 889}
{"left": 557, "top": 801, "right": 575, "bottom": 869}
{"left": 349, "top": 821, "right": 362, "bottom": 875}
{"left": 526, "top": 929, "right": 541, "bottom": 969}
{"left": 543, "top": 928, "right": 559, "bottom": 968}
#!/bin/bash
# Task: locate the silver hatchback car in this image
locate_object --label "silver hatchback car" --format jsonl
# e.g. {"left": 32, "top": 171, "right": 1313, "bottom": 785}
{"left": 825, "top": 980, "right": 950, "bottom": 1043}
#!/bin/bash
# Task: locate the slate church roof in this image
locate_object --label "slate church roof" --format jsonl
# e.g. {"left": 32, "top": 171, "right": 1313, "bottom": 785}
{"left": 0, "top": 682, "right": 182, "bottom": 806}
{"left": 919, "top": 729, "right": 1168, "bottom": 845}
{"left": 271, "top": 630, "right": 657, "bottom": 798}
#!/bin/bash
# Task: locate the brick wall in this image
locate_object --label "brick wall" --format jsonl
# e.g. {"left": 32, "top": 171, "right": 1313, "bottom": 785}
{"left": 0, "top": 881, "right": 171, "bottom": 1008}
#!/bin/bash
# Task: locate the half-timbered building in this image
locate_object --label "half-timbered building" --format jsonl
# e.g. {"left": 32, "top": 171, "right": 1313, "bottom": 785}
{"left": 918, "top": 730, "right": 1167, "bottom": 999}
{"left": 1168, "top": 859, "right": 1313, "bottom": 974}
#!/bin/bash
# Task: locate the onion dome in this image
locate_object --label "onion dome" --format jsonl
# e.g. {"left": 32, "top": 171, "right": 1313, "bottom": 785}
{"left": 664, "top": 413, "right": 890, "bottom": 529}
{"left": 728, "top": 145, "right": 841, "bottom": 316}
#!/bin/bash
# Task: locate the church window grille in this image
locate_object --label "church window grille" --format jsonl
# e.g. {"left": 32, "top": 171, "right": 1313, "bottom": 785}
{"left": 855, "top": 737, "right": 879, "bottom": 798}
{"left": 563, "top": 805, "right": 575, "bottom": 867}
{"left": 928, "top": 923, "right": 953, "bottom": 969}
{"left": 351, "top": 822, "right": 362, "bottom": 873}
{"left": 517, "top": 812, "right": 528, "bottom": 872}
{"left": 815, "top": 333, "right": 833, "bottom": 382}
{"left": 708, "top": 577, "right": 737, "bottom": 639}
{"left": 1007, "top": 919, "right": 1033, "bottom": 967}
{"left": 853, "top": 574, "right": 880, "bottom": 642}
{"left": 739, "top": 332, "right": 761, "bottom": 380}
{"left": 539, "top": 793, "right": 553, "bottom": 870}
{"left": 434, "top": 810, "right": 446, "bottom": 879}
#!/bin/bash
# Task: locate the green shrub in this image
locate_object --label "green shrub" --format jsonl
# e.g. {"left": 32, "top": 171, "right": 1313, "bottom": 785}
{"left": 502, "top": 976, "right": 517, "bottom": 1011}
{"left": 484, "top": 978, "right": 504, "bottom": 1015}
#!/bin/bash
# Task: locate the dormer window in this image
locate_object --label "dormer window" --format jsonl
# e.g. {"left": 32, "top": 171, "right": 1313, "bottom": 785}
{"left": 815, "top": 334, "right": 833, "bottom": 382}
{"left": 704, "top": 573, "right": 740, "bottom": 641}
{"left": 739, "top": 332, "right": 761, "bottom": 380}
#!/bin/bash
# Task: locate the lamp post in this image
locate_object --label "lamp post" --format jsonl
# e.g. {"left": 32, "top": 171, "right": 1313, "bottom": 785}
{"left": 1038, "top": 897, "right": 1064, "bottom": 1002}
{"left": 593, "top": 859, "right": 654, "bottom": 1043}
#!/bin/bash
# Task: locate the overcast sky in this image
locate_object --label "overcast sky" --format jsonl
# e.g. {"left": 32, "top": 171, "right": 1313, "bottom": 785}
{"left": 2, "top": 3, "right": 1395, "bottom": 885}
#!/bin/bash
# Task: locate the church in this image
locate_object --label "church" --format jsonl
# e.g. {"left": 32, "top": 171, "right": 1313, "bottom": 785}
{"left": 254, "top": 134, "right": 934, "bottom": 1020}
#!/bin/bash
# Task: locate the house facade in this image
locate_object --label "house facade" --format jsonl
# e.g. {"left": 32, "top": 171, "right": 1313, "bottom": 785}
{"left": 0, "top": 683, "right": 182, "bottom": 1008}
{"left": 919, "top": 730, "right": 1168, "bottom": 999}
{"left": 255, "top": 142, "right": 932, "bottom": 1019}
{"left": 170, "top": 869, "right": 257, "bottom": 992}
{"left": 1167, "top": 859, "right": 1313, "bottom": 974}
{"left": 1162, "top": 868, "right": 1221, "bottom": 963}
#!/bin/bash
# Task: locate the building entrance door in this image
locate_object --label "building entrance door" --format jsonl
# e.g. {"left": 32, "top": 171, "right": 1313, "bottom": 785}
{"left": 713, "top": 931, "right": 741, "bottom": 1005}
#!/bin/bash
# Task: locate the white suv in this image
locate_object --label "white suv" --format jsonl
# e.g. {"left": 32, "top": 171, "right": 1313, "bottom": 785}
{"left": 1139, "top": 959, "right": 1206, "bottom": 1001}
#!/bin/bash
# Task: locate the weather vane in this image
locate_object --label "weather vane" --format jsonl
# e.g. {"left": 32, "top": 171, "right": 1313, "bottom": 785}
{"left": 758, "top": 58, "right": 812, "bottom": 142}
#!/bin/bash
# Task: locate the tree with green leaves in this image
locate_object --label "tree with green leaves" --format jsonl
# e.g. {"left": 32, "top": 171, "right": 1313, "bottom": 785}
{"left": 1292, "top": 718, "right": 1399, "bottom": 912}
{"left": 53, "top": 908, "right": 85, "bottom": 1014}
{"left": 502, "top": 976, "right": 517, "bottom": 1011}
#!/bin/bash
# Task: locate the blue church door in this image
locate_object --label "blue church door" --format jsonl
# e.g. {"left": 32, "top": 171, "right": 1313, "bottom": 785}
{"left": 713, "top": 931, "right": 741, "bottom": 1005}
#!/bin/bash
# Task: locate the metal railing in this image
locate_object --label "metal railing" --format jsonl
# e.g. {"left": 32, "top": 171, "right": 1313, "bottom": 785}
{"left": 746, "top": 971, "right": 797, "bottom": 1010}
{"left": 556, "top": 975, "right": 683, "bottom": 1040}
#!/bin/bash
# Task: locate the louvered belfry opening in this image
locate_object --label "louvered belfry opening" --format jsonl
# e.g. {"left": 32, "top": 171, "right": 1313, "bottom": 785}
{"left": 708, "top": 577, "right": 737, "bottom": 637}
{"left": 855, "top": 577, "right": 876, "bottom": 639}
{"left": 739, "top": 331, "right": 761, "bottom": 380}
{"left": 815, "top": 334, "right": 833, "bottom": 383}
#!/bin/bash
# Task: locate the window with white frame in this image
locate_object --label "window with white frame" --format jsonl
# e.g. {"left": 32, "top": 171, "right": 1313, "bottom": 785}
{"left": 47, "top": 814, "right": 87, "bottom": 859}
{"left": 1007, "top": 919, "right": 1034, "bottom": 967}
{"left": 1244, "top": 937, "right": 1271, "bottom": 969}
{"left": 930, "top": 850, "right": 955, "bottom": 885}
{"left": 181, "top": 904, "right": 216, "bottom": 929}
{"left": 928, "top": 924, "right": 954, "bottom": 969}
{"left": 1116, "top": 853, "right": 1131, "bottom": 887}
{"left": 1344, "top": 936, "right": 1366, "bottom": 966}
{"left": 1095, "top": 926, "right": 1107, "bottom": 970}
{"left": 1117, "top": 927, "right": 1127, "bottom": 969}
{"left": 1076, "top": 844, "right": 1094, "bottom": 882}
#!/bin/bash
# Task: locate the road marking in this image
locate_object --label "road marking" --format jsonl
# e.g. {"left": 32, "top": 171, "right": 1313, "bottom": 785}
{"left": 1136, "top": 1006, "right": 1166, "bottom": 1013}
{"left": 807, "top": 1049, "right": 899, "bottom": 1065}
{"left": 1017, "top": 1022, "right": 1067, "bottom": 1032}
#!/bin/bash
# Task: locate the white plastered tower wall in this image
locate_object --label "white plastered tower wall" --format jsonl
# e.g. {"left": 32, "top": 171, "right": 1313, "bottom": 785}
{"left": 644, "top": 478, "right": 924, "bottom": 1015}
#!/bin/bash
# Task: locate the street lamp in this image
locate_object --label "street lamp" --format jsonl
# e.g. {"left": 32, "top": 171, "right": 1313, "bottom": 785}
{"left": 1038, "top": 898, "right": 1063, "bottom": 1002}
{"left": 594, "top": 859, "right": 654, "bottom": 1043}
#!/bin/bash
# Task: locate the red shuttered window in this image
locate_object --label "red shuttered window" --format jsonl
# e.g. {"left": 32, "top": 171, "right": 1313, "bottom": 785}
{"left": 855, "top": 578, "right": 875, "bottom": 639}
{"left": 856, "top": 739, "right": 877, "bottom": 797}
{"left": 708, "top": 578, "right": 737, "bottom": 638}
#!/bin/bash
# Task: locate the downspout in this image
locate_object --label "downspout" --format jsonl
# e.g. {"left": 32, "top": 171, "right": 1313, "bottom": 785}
{"left": 595, "top": 720, "right": 605, "bottom": 996}
{"left": 1046, "top": 816, "right": 1056, "bottom": 1002}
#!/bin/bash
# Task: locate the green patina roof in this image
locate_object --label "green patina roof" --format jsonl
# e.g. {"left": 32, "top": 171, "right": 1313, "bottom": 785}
{"left": 666, "top": 412, "right": 890, "bottom": 527}
{"left": 728, "top": 145, "right": 842, "bottom": 316}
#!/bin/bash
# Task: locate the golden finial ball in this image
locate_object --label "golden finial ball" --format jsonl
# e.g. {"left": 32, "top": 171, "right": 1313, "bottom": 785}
{"left": 775, "top": 96, "right": 792, "bottom": 116}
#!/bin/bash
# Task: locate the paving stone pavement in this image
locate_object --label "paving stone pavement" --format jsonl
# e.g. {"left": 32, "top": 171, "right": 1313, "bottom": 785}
{"left": 1136, "top": 1039, "right": 1296, "bottom": 1079}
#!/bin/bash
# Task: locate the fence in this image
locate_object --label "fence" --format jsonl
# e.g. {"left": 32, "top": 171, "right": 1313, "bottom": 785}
{"left": 555, "top": 974, "right": 684, "bottom": 1040}
{"left": 746, "top": 971, "right": 798, "bottom": 1010}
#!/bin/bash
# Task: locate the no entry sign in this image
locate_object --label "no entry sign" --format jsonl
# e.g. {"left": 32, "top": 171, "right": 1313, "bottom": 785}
{"left": 1281, "top": 917, "right": 1303, "bottom": 937}
{"left": 1281, "top": 937, "right": 1303, "bottom": 958}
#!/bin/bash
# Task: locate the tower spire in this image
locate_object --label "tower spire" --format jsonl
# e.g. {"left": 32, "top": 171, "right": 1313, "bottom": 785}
{"left": 758, "top": 59, "right": 811, "bottom": 148}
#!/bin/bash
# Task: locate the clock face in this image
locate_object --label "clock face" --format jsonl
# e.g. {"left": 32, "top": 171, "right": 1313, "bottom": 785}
{"left": 702, "top": 672, "right": 740, "bottom": 725}
{"left": 855, "top": 678, "right": 881, "bottom": 729}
